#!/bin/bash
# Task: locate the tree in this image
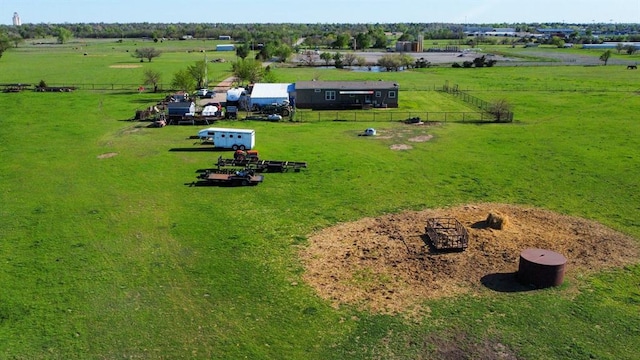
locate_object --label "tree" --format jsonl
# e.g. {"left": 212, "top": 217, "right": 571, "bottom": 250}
{"left": 319, "top": 52, "right": 333, "bottom": 66}
{"left": 236, "top": 43, "right": 250, "bottom": 60}
{"left": 599, "top": 50, "right": 612, "bottom": 66}
{"left": 171, "top": 69, "right": 195, "bottom": 92}
{"left": 232, "top": 58, "right": 264, "bottom": 84}
{"left": 332, "top": 33, "right": 350, "bottom": 49}
{"left": 8, "top": 33, "right": 23, "bottom": 48}
{"left": 0, "top": 31, "right": 11, "bottom": 59}
{"left": 369, "top": 29, "right": 388, "bottom": 49}
{"left": 343, "top": 53, "right": 357, "bottom": 67}
{"left": 354, "top": 33, "right": 371, "bottom": 50}
{"left": 188, "top": 60, "right": 209, "bottom": 89}
{"left": 274, "top": 44, "right": 293, "bottom": 62}
{"left": 142, "top": 69, "right": 162, "bottom": 93}
{"left": 616, "top": 42, "right": 625, "bottom": 54}
{"left": 551, "top": 36, "right": 565, "bottom": 48}
{"left": 56, "top": 27, "right": 72, "bottom": 44}
{"left": 261, "top": 65, "right": 277, "bottom": 83}
{"left": 398, "top": 54, "right": 414, "bottom": 69}
{"left": 488, "top": 99, "right": 513, "bottom": 122}
{"left": 300, "top": 52, "right": 318, "bottom": 66}
{"left": 255, "top": 42, "right": 277, "bottom": 61}
{"left": 133, "top": 47, "right": 161, "bottom": 62}
{"left": 377, "top": 54, "right": 401, "bottom": 71}
{"left": 333, "top": 52, "right": 343, "bottom": 68}
{"left": 624, "top": 45, "right": 637, "bottom": 55}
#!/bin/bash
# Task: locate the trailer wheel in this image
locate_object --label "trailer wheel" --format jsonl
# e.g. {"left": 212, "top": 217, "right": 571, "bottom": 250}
{"left": 281, "top": 108, "right": 290, "bottom": 117}
{"left": 232, "top": 145, "right": 239, "bottom": 151}
{"left": 241, "top": 179, "right": 249, "bottom": 186}
{"left": 239, "top": 145, "right": 246, "bottom": 151}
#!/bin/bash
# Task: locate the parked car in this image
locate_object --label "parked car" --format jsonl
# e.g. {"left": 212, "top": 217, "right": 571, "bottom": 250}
{"left": 195, "top": 89, "right": 210, "bottom": 97}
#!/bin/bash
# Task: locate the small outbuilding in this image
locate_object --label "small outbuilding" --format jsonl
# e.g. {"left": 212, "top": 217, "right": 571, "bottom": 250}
{"left": 216, "top": 44, "right": 235, "bottom": 51}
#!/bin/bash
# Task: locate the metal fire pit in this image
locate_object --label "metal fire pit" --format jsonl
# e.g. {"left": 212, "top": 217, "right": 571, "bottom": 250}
{"left": 426, "top": 217, "right": 469, "bottom": 251}
{"left": 517, "top": 248, "right": 567, "bottom": 288}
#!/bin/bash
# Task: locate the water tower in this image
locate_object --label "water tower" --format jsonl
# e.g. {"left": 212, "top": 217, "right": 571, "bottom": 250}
{"left": 12, "top": 12, "right": 21, "bottom": 26}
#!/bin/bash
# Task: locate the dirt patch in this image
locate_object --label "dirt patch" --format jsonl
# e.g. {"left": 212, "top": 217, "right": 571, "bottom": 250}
{"left": 408, "top": 135, "right": 434, "bottom": 142}
{"left": 390, "top": 144, "right": 413, "bottom": 150}
{"left": 109, "top": 64, "right": 142, "bottom": 69}
{"left": 299, "top": 203, "right": 639, "bottom": 315}
{"left": 97, "top": 152, "right": 118, "bottom": 159}
{"left": 424, "top": 333, "right": 521, "bottom": 360}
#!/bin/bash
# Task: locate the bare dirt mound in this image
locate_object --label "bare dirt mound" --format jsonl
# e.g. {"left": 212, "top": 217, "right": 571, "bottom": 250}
{"left": 299, "top": 203, "right": 639, "bottom": 315}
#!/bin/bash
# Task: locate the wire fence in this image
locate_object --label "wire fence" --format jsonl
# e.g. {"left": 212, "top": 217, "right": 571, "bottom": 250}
{"left": 439, "top": 83, "right": 514, "bottom": 122}
{"left": 290, "top": 110, "right": 500, "bottom": 123}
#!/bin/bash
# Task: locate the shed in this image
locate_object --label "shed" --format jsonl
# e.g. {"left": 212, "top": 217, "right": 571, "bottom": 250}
{"left": 249, "top": 83, "right": 293, "bottom": 109}
{"left": 167, "top": 101, "right": 195, "bottom": 119}
{"left": 216, "top": 44, "right": 235, "bottom": 51}
{"left": 294, "top": 81, "right": 399, "bottom": 109}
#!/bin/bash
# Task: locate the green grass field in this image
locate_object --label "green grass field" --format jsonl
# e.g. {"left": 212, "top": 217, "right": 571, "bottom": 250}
{"left": 1, "top": 39, "right": 639, "bottom": 359}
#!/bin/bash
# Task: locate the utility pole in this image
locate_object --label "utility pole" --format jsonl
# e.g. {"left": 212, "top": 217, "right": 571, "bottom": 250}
{"left": 203, "top": 50, "right": 208, "bottom": 88}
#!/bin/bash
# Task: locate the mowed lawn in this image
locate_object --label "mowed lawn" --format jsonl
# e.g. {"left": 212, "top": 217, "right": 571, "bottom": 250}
{"left": 0, "top": 40, "right": 639, "bottom": 359}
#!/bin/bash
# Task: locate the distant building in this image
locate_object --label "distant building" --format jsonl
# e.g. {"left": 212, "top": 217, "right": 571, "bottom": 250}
{"left": 395, "top": 36, "right": 423, "bottom": 53}
{"left": 216, "top": 44, "right": 235, "bottom": 51}
{"left": 12, "top": 12, "right": 21, "bottom": 26}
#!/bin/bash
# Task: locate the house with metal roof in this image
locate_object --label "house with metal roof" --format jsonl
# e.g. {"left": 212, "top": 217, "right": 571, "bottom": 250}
{"left": 293, "top": 81, "right": 399, "bottom": 109}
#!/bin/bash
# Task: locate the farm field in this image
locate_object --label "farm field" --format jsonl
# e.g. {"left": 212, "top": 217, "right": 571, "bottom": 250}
{"left": 1, "top": 39, "right": 640, "bottom": 359}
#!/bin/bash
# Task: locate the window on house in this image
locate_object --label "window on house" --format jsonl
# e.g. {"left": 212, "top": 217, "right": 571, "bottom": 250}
{"left": 388, "top": 91, "right": 396, "bottom": 98}
{"left": 325, "top": 91, "right": 336, "bottom": 101}
{"left": 314, "top": 89, "right": 321, "bottom": 93}
{"left": 375, "top": 91, "right": 381, "bottom": 97}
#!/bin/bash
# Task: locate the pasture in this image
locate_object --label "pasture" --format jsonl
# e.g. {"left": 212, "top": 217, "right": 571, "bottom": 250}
{"left": 1, "top": 39, "right": 639, "bottom": 359}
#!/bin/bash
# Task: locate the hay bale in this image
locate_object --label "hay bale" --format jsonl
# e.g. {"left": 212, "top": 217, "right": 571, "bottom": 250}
{"left": 486, "top": 212, "right": 509, "bottom": 230}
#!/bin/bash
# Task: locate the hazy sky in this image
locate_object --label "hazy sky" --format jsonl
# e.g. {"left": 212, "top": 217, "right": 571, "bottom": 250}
{"left": 2, "top": 0, "right": 639, "bottom": 25}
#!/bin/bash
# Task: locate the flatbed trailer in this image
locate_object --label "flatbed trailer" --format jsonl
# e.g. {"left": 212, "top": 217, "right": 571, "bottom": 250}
{"left": 215, "top": 156, "right": 307, "bottom": 172}
{"left": 197, "top": 169, "right": 264, "bottom": 186}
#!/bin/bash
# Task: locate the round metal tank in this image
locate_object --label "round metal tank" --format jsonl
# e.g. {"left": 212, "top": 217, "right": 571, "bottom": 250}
{"left": 517, "top": 248, "right": 566, "bottom": 288}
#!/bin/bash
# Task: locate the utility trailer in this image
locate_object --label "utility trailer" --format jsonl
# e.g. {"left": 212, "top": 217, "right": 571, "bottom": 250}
{"left": 196, "top": 127, "right": 255, "bottom": 150}
{"left": 196, "top": 169, "right": 264, "bottom": 186}
{"left": 215, "top": 155, "right": 307, "bottom": 172}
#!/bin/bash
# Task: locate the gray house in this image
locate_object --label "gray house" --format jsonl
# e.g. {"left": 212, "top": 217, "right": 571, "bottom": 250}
{"left": 293, "top": 81, "right": 399, "bottom": 110}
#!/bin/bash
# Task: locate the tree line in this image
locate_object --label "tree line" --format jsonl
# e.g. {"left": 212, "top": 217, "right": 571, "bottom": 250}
{"left": 2, "top": 22, "right": 640, "bottom": 44}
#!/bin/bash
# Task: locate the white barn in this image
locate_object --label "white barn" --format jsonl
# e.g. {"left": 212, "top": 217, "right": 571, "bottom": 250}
{"left": 249, "top": 83, "right": 293, "bottom": 109}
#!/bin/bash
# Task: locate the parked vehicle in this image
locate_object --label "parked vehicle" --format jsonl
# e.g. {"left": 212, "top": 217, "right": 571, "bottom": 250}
{"left": 259, "top": 102, "right": 291, "bottom": 117}
{"left": 216, "top": 151, "right": 307, "bottom": 172}
{"left": 197, "top": 168, "right": 263, "bottom": 186}
{"left": 225, "top": 87, "right": 246, "bottom": 119}
{"left": 196, "top": 127, "right": 255, "bottom": 150}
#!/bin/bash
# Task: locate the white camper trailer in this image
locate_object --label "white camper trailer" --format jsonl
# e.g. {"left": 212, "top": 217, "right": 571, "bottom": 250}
{"left": 197, "top": 127, "right": 255, "bottom": 150}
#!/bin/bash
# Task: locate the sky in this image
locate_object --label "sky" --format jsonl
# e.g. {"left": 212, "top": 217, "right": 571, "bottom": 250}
{"left": 1, "top": 0, "right": 639, "bottom": 25}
